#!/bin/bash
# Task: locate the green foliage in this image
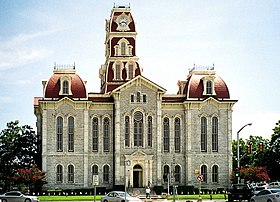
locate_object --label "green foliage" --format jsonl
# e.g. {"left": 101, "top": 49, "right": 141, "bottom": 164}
{"left": 232, "top": 120, "right": 280, "bottom": 182}
{"left": 267, "top": 120, "right": 280, "bottom": 181}
{"left": 0, "top": 121, "right": 39, "bottom": 192}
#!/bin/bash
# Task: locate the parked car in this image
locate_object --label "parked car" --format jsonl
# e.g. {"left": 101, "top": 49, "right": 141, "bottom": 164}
{"left": 101, "top": 191, "right": 142, "bottom": 202}
{"left": 256, "top": 182, "right": 269, "bottom": 188}
{"left": 251, "top": 189, "right": 280, "bottom": 202}
{"left": 0, "top": 191, "right": 39, "bottom": 202}
{"left": 269, "top": 182, "right": 280, "bottom": 188}
{"left": 253, "top": 186, "right": 267, "bottom": 195}
{"left": 228, "top": 184, "right": 253, "bottom": 202}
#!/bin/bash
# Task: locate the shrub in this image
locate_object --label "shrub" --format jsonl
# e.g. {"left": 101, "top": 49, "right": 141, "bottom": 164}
{"left": 153, "top": 186, "right": 164, "bottom": 195}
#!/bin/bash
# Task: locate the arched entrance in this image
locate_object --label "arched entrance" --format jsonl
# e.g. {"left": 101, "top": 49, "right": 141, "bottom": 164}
{"left": 133, "top": 164, "right": 143, "bottom": 188}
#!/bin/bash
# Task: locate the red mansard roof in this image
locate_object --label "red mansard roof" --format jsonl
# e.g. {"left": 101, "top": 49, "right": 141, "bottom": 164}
{"left": 44, "top": 72, "right": 87, "bottom": 99}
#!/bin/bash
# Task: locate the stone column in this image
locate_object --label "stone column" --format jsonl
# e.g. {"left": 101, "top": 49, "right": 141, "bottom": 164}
{"left": 156, "top": 93, "right": 162, "bottom": 184}
{"left": 42, "top": 110, "right": 47, "bottom": 172}
{"left": 114, "top": 94, "right": 121, "bottom": 184}
{"left": 83, "top": 109, "right": 89, "bottom": 187}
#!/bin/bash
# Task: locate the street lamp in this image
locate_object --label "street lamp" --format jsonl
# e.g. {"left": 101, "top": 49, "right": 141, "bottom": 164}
{"left": 237, "top": 123, "right": 252, "bottom": 184}
{"left": 124, "top": 159, "right": 131, "bottom": 202}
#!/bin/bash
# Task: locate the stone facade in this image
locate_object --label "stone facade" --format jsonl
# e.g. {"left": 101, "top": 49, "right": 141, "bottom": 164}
{"left": 34, "top": 6, "right": 237, "bottom": 191}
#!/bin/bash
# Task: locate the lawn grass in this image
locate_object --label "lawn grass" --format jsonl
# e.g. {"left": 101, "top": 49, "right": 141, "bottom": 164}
{"left": 38, "top": 194, "right": 227, "bottom": 201}
{"left": 38, "top": 195, "right": 101, "bottom": 201}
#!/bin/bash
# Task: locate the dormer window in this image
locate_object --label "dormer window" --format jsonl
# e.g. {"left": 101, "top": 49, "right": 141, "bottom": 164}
{"left": 63, "top": 80, "right": 69, "bottom": 94}
{"left": 202, "top": 76, "right": 216, "bottom": 96}
{"left": 114, "top": 38, "right": 133, "bottom": 57}
{"left": 59, "top": 76, "right": 72, "bottom": 96}
{"left": 206, "top": 81, "right": 212, "bottom": 94}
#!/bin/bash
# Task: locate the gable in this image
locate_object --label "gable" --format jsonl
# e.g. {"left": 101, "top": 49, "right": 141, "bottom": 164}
{"left": 111, "top": 75, "right": 166, "bottom": 94}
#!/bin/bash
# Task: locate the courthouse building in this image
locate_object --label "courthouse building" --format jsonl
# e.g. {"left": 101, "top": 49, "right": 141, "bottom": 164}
{"left": 34, "top": 6, "right": 237, "bottom": 190}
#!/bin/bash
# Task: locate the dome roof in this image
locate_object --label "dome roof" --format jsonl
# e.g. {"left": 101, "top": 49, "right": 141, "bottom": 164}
{"left": 44, "top": 70, "right": 87, "bottom": 99}
{"left": 182, "top": 70, "right": 230, "bottom": 99}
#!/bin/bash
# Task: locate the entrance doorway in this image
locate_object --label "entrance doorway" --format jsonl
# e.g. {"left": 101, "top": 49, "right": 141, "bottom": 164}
{"left": 133, "top": 164, "right": 143, "bottom": 188}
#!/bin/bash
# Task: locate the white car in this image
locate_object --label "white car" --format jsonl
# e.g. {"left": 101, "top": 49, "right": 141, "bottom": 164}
{"left": 101, "top": 191, "right": 142, "bottom": 202}
{"left": 0, "top": 191, "right": 39, "bottom": 202}
{"left": 251, "top": 189, "right": 280, "bottom": 202}
{"left": 269, "top": 182, "right": 280, "bottom": 188}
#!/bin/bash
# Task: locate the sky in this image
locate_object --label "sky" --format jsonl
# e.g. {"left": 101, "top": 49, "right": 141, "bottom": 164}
{"left": 0, "top": 0, "right": 280, "bottom": 141}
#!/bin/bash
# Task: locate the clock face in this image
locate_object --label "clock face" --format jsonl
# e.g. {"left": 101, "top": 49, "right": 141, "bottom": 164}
{"left": 119, "top": 17, "right": 128, "bottom": 27}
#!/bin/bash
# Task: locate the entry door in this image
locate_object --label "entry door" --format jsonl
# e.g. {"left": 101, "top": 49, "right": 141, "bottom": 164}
{"left": 133, "top": 165, "right": 143, "bottom": 188}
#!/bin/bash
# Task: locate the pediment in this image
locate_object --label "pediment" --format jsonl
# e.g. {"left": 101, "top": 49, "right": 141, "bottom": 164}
{"left": 111, "top": 75, "right": 166, "bottom": 94}
{"left": 131, "top": 150, "right": 147, "bottom": 157}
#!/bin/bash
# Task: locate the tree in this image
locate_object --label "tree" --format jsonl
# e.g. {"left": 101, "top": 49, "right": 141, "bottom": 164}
{"left": 246, "top": 135, "right": 270, "bottom": 167}
{"left": 239, "top": 166, "right": 270, "bottom": 183}
{"left": 267, "top": 120, "right": 280, "bottom": 181}
{"left": 0, "top": 121, "right": 40, "bottom": 192}
{"left": 232, "top": 136, "right": 269, "bottom": 169}
{"left": 11, "top": 164, "right": 47, "bottom": 193}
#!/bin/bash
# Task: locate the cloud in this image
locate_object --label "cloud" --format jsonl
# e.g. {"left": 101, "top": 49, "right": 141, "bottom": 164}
{"left": 0, "top": 30, "right": 56, "bottom": 70}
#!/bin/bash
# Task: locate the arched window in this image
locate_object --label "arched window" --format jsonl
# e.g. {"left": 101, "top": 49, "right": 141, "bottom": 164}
{"left": 174, "top": 165, "right": 181, "bottom": 183}
{"left": 163, "top": 118, "right": 170, "bottom": 152}
{"left": 92, "top": 117, "right": 98, "bottom": 151}
{"left": 125, "top": 116, "right": 130, "bottom": 147}
{"left": 212, "top": 165, "right": 218, "bottom": 183}
{"left": 68, "top": 164, "right": 74, "bottom": 183}
{"left": 63, "top": 80, "right": 69, "bottom": 94}
{"left": 103, "top": 165, "right": 109, "bottom": 183}
{"left": 92, "top": 165, "right": 98, "bottom": 175}
{"left": 201, "top": 165, "right": 207, "bottom": 183}
{"left": 174, "top": 118, "right": 181, "bottom": 152}
{"left": 68, "top": 116, "right": 74, "bottom": 152}
{"left": 201, "top": 117, "right": 207, "bottom": 152}
{"left": 147, "top": 116, "right": 152, "bottom": 147}
{"left": 212, "top": 117, "right": 218, "bottom": 151}
{"left": 128, "top": 64, "right": 134, "bottom": 79}
{"left": 103, "top": 118, "right": 110, "bottom": 152}
{"left": 56, "top": 164, "right": 63, "bottom": 183}
{"left": 121, "top": 42, "right": 126, "bottom": 55}
{"left": 134, "top": 111, "right": 143, "bottom": 147}
{"left": 116, "top": 64, "right": 121, "bottom": 80}
{"left": 163, "top": 165, "right": 169, "bottom": 182}
{"left": 57, "top": 116, "right": 63, "bottom": 151}
{"left": 206, "top": 81, "right": 212, "bottom": 94}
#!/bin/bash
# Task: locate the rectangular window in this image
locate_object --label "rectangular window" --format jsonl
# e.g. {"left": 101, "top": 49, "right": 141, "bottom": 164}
{"left": 201, "top": 117, "right": 207, "bottom": 152}
{"left": 68, "top": 117, "right": 74, "bottom": 152}
{"left": 57, "top": 117, "right": 63, "bottom": 151}
{"left": 175, "top": 118, "right": 181, "bottom": 153}
{"left": 143, "top": 94, "right": 147, "bottom": 103}
{"left": 147, "top": 116, "right": 152, "bottom": 147}
{"left": 103, "top": 118, "right": 110, "bottom": 152}
{"left": 92, "top": 118, "right": 98, "bottom": 151}
{"left": 131, "top": 94, "right": 134, "bottom": 102}
{"left": 125, "top": 116, "right": 130, "bottom": 147}
{"left": 163, "top": 118, "right": 170, "bottom": 152}
{"left": 212, "top": 117, "right": 218, "bottom": 151}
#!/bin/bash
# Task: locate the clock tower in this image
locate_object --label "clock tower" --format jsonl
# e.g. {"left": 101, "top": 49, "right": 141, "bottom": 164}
{"left": 99, "top": 5, "right": 142, "bottom": 93}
